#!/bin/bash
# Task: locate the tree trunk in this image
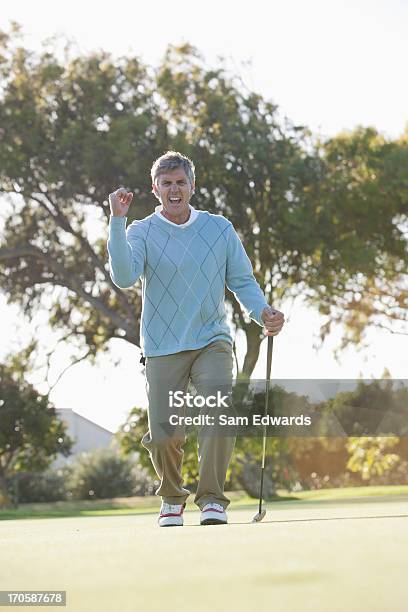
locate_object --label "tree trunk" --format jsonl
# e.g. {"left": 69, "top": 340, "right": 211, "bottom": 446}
{"left": 0, "top": 475, "right": 14, "bottom": 509}
{"left": 241, "top": 326, "right": 263, "bottom": 377}
{"left": 236, "top": 458, "right": 276, "bottom": 499}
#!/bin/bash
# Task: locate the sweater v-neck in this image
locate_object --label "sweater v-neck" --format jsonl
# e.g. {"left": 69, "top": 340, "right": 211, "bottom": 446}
{"left": 154, "top": 204, "right": 199, "bottom": 228}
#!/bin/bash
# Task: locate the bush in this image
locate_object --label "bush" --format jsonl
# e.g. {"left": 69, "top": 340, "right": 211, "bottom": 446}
{"left": 364, "top": 460, "right": 408, "bottom": 486}
{"left": 346, "top": 436, "right": 400, "bottom": 481}
{"left": 7, "top": 450, "right": 156, "bottom": 504}
{"left": 68, "top": 448, "right": 155, "bottom": 500}
{"left": 299, "top": 470, "right": 362, "bottom": 490}
{"left": 16, "top": 467, "right": 73, "bottom": 503}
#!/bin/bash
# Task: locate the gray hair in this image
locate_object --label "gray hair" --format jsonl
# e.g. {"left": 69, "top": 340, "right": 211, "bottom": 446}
{"left": 151, "top": 151, "right": 195, "bottom": 187}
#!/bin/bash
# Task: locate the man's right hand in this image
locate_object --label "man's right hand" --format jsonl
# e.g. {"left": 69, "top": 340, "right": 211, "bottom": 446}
{"left": 109, "top": 188, "right": 134, "bottom": 217}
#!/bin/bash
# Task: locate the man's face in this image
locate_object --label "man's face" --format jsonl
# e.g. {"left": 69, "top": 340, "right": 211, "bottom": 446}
{"left": 152, "top": 168, "right": 195, "bottom": 220}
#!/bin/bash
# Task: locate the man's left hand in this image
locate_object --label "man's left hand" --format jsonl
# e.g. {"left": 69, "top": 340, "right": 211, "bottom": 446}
{"left": 261, "top": 307, "right": 285, "bottom": 337}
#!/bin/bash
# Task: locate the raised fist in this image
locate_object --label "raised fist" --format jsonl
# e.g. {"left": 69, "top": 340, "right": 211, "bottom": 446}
{"left": 109, "top": 188, "right": 134, "bottom": 217}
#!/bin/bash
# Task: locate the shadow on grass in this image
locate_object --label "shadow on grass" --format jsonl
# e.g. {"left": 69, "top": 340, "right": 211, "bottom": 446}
{"left": 229, "top": 513, "right": 408, "bottom": 526}
{"left": 264, "top": 494, "right": 300, "bottom": 502}
{"left": 184, "top": 513, "right": 408, "bottom": 527}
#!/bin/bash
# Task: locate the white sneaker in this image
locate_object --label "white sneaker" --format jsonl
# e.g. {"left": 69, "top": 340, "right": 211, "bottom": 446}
{"left": 200, "top": 502, "right": 228, "bottom": 525}
{"left": 158, "top": 502, "right": 186, "bottom": 527}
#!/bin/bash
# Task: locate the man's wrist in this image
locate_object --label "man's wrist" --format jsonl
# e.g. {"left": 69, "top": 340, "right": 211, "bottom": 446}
{"left": 109, "top": 216, "right": 127, "bottom": 232}
{"left": 260, "top": 305, "right": 270, "bottom": 324}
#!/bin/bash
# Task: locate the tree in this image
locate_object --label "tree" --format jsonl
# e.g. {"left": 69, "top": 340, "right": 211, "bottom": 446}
{"left": 0, "top": 27, "right": 312, "bottom": 381}
{"left": 0, "top": 25, "right": 406, "bottom": 388}
{"left": 155, "top": 43, "right": 323, "bottom": 374}
{"left": 317, "top": 379, "right": 408, "bottom": 485}
{"left": 154, "top": 45, "right": 408, "bottom": 368}
{"left": 306, "top": 127, "right": 408, "bottom": 351}
{"left": 0, "top": 352, "right": 73, "bottom": 507}
{"left": 0, "top": 23, "right": 168, "bottom": 387}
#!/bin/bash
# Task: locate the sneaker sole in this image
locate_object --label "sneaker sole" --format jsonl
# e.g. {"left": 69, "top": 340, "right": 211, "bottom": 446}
{"left": 200, "top": 518, "right": 227, "bottom": 525}
{"left": 158, "top": 517, "right": 184, "bottom": 527}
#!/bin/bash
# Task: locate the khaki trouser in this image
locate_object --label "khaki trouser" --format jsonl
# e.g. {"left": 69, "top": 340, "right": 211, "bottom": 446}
{"left": 141, "top": 340, "right": 235, "bottom": 510}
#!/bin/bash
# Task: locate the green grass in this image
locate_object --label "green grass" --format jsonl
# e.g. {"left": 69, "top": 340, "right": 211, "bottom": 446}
{"left": 1, "top": 490, "right": 407, "bottom": 611}
{"left": 1, "top": 484, "right": 408, "bottom": 520}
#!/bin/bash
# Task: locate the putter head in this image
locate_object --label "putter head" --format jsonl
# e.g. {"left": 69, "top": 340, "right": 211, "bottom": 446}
{"left": 251, "top": 509, "right": 266, "bottom": 523}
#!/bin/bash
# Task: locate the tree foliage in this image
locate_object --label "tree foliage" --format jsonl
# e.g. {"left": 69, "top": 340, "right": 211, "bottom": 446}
{"left": 0, "top": 353, "right": 73, "bottom": 507}
{"left": 307, "top": 127, "right": 408, "bottom": 350}
{"left": 346, "top": 436, "right": 400, "bottom": 481}
{"left": 0, "top": 23, "right": 167, "bottom": 383}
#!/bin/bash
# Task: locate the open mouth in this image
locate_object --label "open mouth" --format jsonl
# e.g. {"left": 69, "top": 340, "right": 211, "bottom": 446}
{"left": 169, "top": 197, "right": 182, "bottom": 204}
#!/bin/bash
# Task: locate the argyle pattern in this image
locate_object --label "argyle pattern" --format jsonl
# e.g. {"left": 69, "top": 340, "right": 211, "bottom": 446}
{"left": 107, "top": 211, "right": 269, "bottom": 357}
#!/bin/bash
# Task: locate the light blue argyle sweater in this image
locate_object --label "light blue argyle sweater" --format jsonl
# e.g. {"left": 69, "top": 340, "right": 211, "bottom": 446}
{"left": 107, "top": 209, "right": 269, "bottom": 357}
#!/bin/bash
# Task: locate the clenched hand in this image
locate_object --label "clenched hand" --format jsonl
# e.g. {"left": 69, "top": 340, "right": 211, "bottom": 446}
{"left": 261, "top": 307, "right": 285, "bottom": 337}
{"left": 109, "top": 188, "right": 134, "bottom": 217}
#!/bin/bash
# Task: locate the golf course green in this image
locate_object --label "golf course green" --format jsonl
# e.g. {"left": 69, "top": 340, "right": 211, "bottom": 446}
{"left": 0, "top": 489, "right": 407, "bottom": 611}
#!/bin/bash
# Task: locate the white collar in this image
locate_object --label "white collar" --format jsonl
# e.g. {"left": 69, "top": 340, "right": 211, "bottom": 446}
{"left": 154, "top": 203, "right": 198, "bottom": 228}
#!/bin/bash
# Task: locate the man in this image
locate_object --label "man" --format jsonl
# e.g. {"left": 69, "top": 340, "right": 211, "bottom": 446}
{"left": 107, "top": 151, "right": 284, "bottom": 527}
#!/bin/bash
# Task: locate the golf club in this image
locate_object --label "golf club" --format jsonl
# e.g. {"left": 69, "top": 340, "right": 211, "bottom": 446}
{"left": 252, "top": 332, "right": 274, "bottom": 523}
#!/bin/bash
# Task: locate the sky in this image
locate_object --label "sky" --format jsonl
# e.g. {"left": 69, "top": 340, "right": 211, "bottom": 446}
{"left": 1, "top": 0, "right": 407, "bottom": 432}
